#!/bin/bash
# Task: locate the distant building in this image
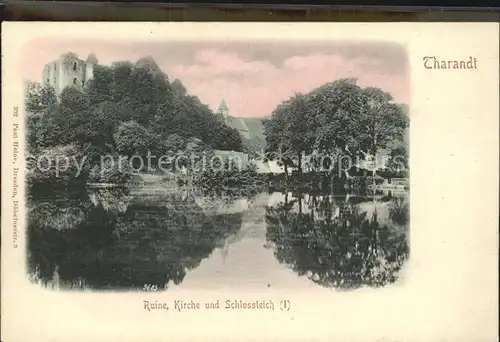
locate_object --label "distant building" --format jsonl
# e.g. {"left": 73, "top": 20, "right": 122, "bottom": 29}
{"left": 216, "top": 99, "right": 251, "bottom": 140}
{"left": 355, "top": 151, "right": 390, "bottom": 171}
{"left": 250, "top": 160, "right": 287, "bottom": 174}
{"left": 42, "top": 52, "right": 98, "bottom": 95}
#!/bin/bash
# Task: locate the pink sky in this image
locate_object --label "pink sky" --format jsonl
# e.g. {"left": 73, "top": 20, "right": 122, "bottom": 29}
{"left": 20, "top": 38, "right": 410, "bottom": 118}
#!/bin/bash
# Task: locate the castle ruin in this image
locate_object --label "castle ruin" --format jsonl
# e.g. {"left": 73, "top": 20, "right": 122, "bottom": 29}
{"left": 42, "top": 52, "right": 98, "bottom": 95}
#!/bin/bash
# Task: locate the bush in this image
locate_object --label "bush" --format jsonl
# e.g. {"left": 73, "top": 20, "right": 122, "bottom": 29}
{"left": 389, "top": 198, "right": 409, "bottom": 225}
{"left": 26, "top": 144, "right": 87, "bottom": 191}
{"left": 87, "top": 156, "right": 132, "bottom": 184}
{"left": 193, "top": 163, "right": 266, "bottom": 197}
{"left": 345, "top": 177, "right": 369, "bottom": 192}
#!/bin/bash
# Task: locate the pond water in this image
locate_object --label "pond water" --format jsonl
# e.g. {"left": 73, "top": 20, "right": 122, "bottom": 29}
{"left": 27, "top": 185, "right": 409, "bottom": 292}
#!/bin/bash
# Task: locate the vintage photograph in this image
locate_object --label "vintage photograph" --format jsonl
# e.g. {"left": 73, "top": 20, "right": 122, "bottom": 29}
{"left": 22, "top": 38, "right": 410, "bottom": 292}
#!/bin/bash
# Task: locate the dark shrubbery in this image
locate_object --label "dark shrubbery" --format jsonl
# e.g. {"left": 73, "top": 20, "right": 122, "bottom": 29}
{"left": 389, "top": 197, "right": 409, "bottom": 225}
{"left": 87, "top": 156, "right": 133, "bottom": 185}
{"left": 194, "top": 163, "right": 266, "bottom": 197}
{"left": 25, "top": 58, "right": 245, "bottom": 192}
{"left": 26, "top": 144, "right": 87, "bottom": 192}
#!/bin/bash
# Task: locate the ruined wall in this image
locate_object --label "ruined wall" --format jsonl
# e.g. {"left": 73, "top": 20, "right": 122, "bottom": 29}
{"left": 42, "top": 53, "right": 94, "bottom": 95}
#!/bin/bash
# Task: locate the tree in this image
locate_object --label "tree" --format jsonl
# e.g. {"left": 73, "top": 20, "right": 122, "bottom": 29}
{"left": 87, "top": 65, "right": 113, "bottom": 104}
{"left": 78, "top": 101, "right": 120, "bottom": 147}
{"left": 281, "top": 93, "right": 315, "bottom": 174}
{"left": 25, "top": 82, "right": 60, "bottom": 152}
{"left": 355, "top": 87, "right": 408, "bottom": 157}
{"left": 24, "top": 82, "right": 58, "bottom": 115}
{"left": 213, "top": 125, "right": 243, "bottom": 152}
{"left": 88, "top": 155, "right": 132, "bottom": 185}
{"left": 264, "top": 79, "right": 409, "bottom": 181}
{"left": 264, "top": 83, "right": 361, "bottom": 177}
{"left": 25, "top": 55, "right": 251, "bottom": 186}
{"left": 111, "top": 61, "right": 134, "bottom": 101}
{"left": 171, "top": 79, "right": 187, "bottom": 95}
{"left": 26, "top": 144, "right": 87, "bottom": 190}
{"left": 262, "top": 113, "right": 293, "bottom": 180}
{"left": 59, "top": 87, "right": 90, "bottom": 115}
{"left": 33, "top": 116, "right": 63, "bottom": 150}
{"left": 128, "top": 67, "right": 156, "bottom": 125}
{"left": 113, "top": 121, "right": 153, "bottom": 159}
{"left": 263, "top": 110, "right": 295, "bottom": 179}
{"left": 312, "top": 79, "right": 364, "bottom": 158}
{"left": 151, "top": 133, "right": 186, "bottom": 172}
{"left": 264, "top": 94, "right": 313, "bottom": 174}
{"left": 163, "top": 134, "right": 185, "bottom": 154}
{"left": 387, "top": 145, "right": 408, "bottom": 172}
{"left": 185, "top": 136, "right": 214, "bottom": 171}
{"left": 56, "top": 87, "right": 101, "bottom": 146}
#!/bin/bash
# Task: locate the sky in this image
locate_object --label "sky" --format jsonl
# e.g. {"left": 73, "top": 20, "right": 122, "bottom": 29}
{"left": 20, "top": 38, "right": 410, "bottom": 118}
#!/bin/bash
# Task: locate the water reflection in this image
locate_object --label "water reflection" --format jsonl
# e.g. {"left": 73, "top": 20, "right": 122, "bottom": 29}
{"left": 265, "top": 193, "right": 409, "bottom": 290}
{"left": 27, "top": 187, "right": 409, "bottom": 291}
{"left": 28, "top": 187, "right": 244, "bottom": 290}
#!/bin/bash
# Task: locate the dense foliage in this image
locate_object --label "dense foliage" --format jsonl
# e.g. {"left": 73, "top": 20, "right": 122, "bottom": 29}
{"left": 193, "top": 162, "right": 266, "bottom": 198}
{"left": 27, "top": 59, "right": 243, "bottom": 154}
{"left": 87, "top": 155, "right": 133, "bottom": 184}
{"left": 263, "top": 79, "right": 409, "bottom": 176}
{"left": 26, "top": 144, "right": 88, "bottom": 191}
{"left": 25, "top": 57, "right": 244, "bottom": 188}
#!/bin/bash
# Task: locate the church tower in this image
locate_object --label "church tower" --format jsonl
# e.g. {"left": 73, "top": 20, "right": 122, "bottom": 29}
{"left": 215, "top": 98, "right": 251, "bottom": 140}
{"left": 217, "top": 99, "right": 230, "bottom": 118}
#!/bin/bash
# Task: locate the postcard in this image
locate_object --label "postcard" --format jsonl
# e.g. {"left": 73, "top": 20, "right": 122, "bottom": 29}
{"left": 1, "top": 22, "right": 498, "bottom": 342}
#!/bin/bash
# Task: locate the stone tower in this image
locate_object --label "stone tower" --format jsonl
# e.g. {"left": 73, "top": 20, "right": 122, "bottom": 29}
{"left": 42, "top": 52, "right": 97, "bottom": 95}
{"left": 85, "top": 53, "right": 98, "bottom": 84}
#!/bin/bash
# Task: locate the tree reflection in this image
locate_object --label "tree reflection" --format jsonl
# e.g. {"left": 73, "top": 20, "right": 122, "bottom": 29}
{"left": 27, "top": 188, "right": 243, "bottom": 290}
{"left": 266, "top": 195, "right": 409, "bottom": 290}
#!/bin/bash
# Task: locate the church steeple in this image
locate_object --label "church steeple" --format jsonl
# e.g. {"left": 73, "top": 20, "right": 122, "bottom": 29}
{"left": 217, "top": 98, "right": 229, "bottom": 118}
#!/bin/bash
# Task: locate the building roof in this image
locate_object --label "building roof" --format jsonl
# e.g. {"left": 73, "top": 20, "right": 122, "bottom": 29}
{"left": 218, "top": 99, "right": 228, "bottom": 112}
{"left": 216, "top": 98, "right": 252, "bottom": 139}
{"left": 250, "top": 160, "right": 286, "bottom": 174}
{"left": 251, "top": 160, "right": 271, "bottom": 173}
{"left": 226, "top": 116, "right": 250, "bottom": 133}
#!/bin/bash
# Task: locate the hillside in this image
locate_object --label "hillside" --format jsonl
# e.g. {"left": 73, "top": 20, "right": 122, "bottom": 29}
{"left": 26, "top": 55, "right": 245, "bottom": 156}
